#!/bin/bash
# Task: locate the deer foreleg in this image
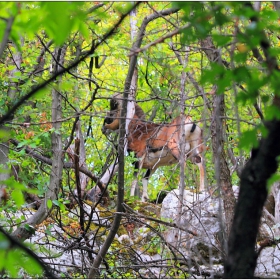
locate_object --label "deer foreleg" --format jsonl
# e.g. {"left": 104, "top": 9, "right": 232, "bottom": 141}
{"left": 130, "top": 156, "right": 144, "bottom": 198}
{"left": 130, "top": 160, "right": 139, "bottom": 197}
{"left": 142, "top": 169, "right": 151, "bottom": 202}
{"left": 130, "top": 179, "right": 138, "bottom": 197}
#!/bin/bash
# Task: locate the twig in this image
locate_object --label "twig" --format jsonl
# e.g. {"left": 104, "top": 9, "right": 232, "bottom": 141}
{"left": 121, "top": 203, "right": 198, "bottom": 236}
{"left": 128, "top": 23, "right": 189, "bottom": 57}
{"left": 0, "top": 2, "right": 141, "bottom": 125}
{"left": 9, "top": 138, "right": 105, "bottom": 190}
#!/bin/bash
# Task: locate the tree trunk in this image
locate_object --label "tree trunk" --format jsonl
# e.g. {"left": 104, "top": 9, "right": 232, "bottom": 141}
{"left": 172, "top": 45, "right": 188, "bottom": 249}
{"left": 12, "top": 45, "right": 66, "bottom": 241}
{"left": 225, "top": 3, "right": 280, "bottom": 277}
{"left": 0, "top": 42, "right": 23, "bottom": 199}
{"left": 211, "top": 93, "right": 235, "bottom": 248}
{"left": 200, "top": 36, "right": 236, "bottom": 246}
{"left": 224, "top": 118, "right": 280, "bottom": 278}
{"left": 129, "top": 4, "right": 140, "bottom": 198}
{"left": 88, "top": 7, "right": 180, "bottom": 278}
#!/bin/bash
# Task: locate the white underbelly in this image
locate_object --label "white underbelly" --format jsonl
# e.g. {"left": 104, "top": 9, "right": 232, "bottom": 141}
{"left": 142, "top": 148, "right": 177, "bottom": 169}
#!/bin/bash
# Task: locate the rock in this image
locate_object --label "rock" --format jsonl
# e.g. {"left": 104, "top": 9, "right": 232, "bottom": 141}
{"left": 161, "top": 187, "right": 279, "bottom": 278}
{"left": 161, "top": 189, "right": 222, "bottom": 264}
{"left": 255, "top": 246, "right": 280, "bottom": 278}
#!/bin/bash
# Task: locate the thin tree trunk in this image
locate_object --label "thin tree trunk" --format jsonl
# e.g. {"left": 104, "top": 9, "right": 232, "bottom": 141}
{"left": 88, "top": 7, "right": 180, "bottom": 278}
{"left": 173, "top": 46, "right": 188, "bottom": 249}
{"left": 200, "top": 36, "right": 236, "bottom": 247}
{"left": 129, "top": 3, "right": 140, "bottom": 198}
{"left": 12, "top": 46, "right": 66, "bottom": 241}
{"left": 211, "top": 93, "right": 234, "bottom": 253}
{"left": 0, "top": 40, "right": 23, "bottom": 201}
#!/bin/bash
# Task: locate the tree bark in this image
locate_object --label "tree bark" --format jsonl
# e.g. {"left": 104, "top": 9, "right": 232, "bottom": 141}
{"left": 200, "top": 36, "right": 236, "bottom": 246}
{"left": 12, "top": 46, "right": 66, "bottom": 241}
{"left": 88, "top": 7, "right": 180, "bottom": 278}
{"left": 0, "top": 41, "right": 23, "bottom": 201}
{"left": 224, "top": 119, "right": 280, "bottom": 278}
{"left": 224, "top": 3, "right": 280, "bottom": 277}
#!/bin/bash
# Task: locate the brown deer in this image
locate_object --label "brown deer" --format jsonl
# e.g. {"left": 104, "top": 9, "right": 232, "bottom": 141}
{"left": 102, "top": 93, "right": 205, "bottom": 201}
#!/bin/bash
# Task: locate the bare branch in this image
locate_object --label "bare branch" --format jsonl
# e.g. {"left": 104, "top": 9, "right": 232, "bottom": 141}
{"left": 9, "top": 138, "right": 106, "bottom": 191}
{"left": 129, "top": 22, "right": 188, "bottom": 57}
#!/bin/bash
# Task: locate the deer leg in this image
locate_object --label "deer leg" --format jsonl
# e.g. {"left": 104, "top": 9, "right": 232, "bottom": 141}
{"left": 142, "top": 169, "right": 151, "bottom": 202}
{"left": 131, "top": 160, "right": 139, "bottom": 197}
{"left": 194, "top": 155, "right": 205, "bottom": 192}
{"left": 197, "top": 162, "right": 205, "bottom": 192}
{"left": 167, "top": 138, "right": 181, "bottom": 160}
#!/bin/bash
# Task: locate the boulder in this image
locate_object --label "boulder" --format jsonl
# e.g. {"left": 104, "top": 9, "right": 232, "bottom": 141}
{"left": 161, "top": 187, "right": 278, "bottom": 278}
{"left": 161, "top": 189, "right": 222, "bottom": 264}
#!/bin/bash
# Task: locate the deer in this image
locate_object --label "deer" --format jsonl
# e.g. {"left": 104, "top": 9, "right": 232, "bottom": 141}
{"left": 102, "top": 93, "right": 205, "bottom": 202}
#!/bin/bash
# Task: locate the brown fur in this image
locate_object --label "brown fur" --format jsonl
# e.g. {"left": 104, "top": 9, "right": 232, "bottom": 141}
{"left": 104, "top": 93, "right": 146, "bottom": 131}
{"left": 102, "top": 94, "right": 206, "bottom": 196}
{"left": 128, "top": 113, "right": 202, "bottom": 161}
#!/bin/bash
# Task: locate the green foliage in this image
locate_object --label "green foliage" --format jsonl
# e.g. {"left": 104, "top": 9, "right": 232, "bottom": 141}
{"left": 40, "top": 2, "right": 88, "bottom": 45}
{"left": 0, "top": 233, "right": 43, "bottom": 278}
{"left": 1, "top": 1, "right": 280, "bottom": 278}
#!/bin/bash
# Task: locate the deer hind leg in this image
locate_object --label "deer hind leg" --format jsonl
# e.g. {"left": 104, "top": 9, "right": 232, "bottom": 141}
{"left": 193, "top": 155, "right": 205, "bottom": 192}
{"left": 104, "top": 109, "right": 120, "bottom": 131}
{"left": 104, "top": 118, "right": 119, "bottom": 130}
{"left": 166, "top": 132, "right": 191, "bottom": 160}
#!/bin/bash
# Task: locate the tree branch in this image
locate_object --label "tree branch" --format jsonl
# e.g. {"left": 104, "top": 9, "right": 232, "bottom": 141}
{"left": 9, "top": 138, "right": 105, "bottom": 191}
{"left": 0, "top": 226, "right": 57, "bottom": 278}
{"left": 0, "top": 2, "right": 141, "bottom": 125}
{"left": 129, "top": 21, "right": 186, "bottom": 57}
{"left": 0, "top": 16, "right": 14, "bottom": 58}
{"left": 88, "top": 5, "right": 180, "bottom": 277}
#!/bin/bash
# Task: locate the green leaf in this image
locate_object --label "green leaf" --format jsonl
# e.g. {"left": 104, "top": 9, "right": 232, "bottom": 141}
{"left": 264, "top": 105, "right": 280, "bottom": 120}
{"left": 238, "top": 129, "right": 259, "bottom": 151}
{"left": 11, "top": 189, "right": 25, "bottom": 207}
{"left": 41, "top": 2, "right": 87, "bottom": 46}
{"left": 20, "top": 253, "right": 43, "bottom": 276}
{"left": 0, "top": 250, "right": 5, "bottom": 270}
{"left": 52, "top": 199, "right": 59, "bottom": 206}
{"left": 6, "top": 250, "right": 22, "bottom": 278}
{"left": 32, "top": 87, "right": 50, "bottom": 100}
{"left": 114, "top": 2, "right": 133, "bottom": 14}
{"left": 0, "top": 236, "right": 10, "bottom": 250}
{"left": 42, "top": 3, "right": 72, "bottom": 45}
{"left": 212, "top": 34, "right": 231, "bottom": 47}
{"left": 0, "top": 129, "right": 11, "bottom": 141}
{"left": 47, "top": 199, "right": 53, "bottom": 209}
{"left": 24, "top": 224, "right": 36, "bottom": 234}
{"left": 45, "top": 228, "right": 52, "bottom": 236}
{"left": 267, "top": 173, "right": 280, "bottom": 189}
